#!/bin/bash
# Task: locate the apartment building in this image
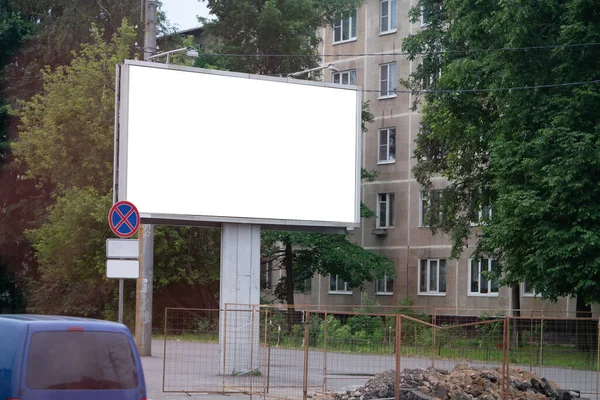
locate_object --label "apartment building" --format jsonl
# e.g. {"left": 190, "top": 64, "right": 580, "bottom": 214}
{"left": 260, "top": 0, "right": 584, "bottom": 317}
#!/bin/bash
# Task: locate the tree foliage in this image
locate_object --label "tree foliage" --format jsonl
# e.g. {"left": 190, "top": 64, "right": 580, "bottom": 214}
{"left": 200, "top": 0, "right": 364, "bottom": 75}
{"left": 0, "top": 3, "right": 33, "bottom": 162}
{"left": 402, "top": 0, "right": 600, "bottom": 304}
{"left": 13, "top": 21, "right": 221, "bottom": 317}
{"left": 14, "top": 23, "right": 134, "bottom": 193}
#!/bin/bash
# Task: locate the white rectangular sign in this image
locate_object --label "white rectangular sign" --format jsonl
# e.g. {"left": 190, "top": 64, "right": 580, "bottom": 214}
{"left": 106, "top": 259, "right": 140, "bottom": 279}
{"left": 117, "top": 61, "right": 361, "bottom": 229}
{"left": 106, "top": 239, "right": 139, "bottom": 259}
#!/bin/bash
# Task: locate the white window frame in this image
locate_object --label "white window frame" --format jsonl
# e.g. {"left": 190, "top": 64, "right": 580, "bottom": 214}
{"left": 376, "top": 193, "right": 395, "bottom": 229}
{"left": 522, "top": 281, "right": 541, "bottom": 298}
{"left": 471, "top": 204, "right": 493, "bottom": 226}
{"left": 380, "top": 0, "right": 397, "bottom": 35}
{"left": 329, "top": 275, "right": 352, "bottom": 294}
{"left": 468, "top": 258, "right": 500, "bottom": 297}
{"left": 333, "top": 10, "right": 358, "bottom": 44}
{"left": 420, "top": 5, "right": 428, "bottom": 27}
{"left": 419, "top": 190, "right": 442, "bottom": 227}
{"left": 332, "top": 69, "right": 356, "bottom": 86}
{"left": 379, "top": 62, "right": 397, "bottom": 99}
{"left": 378, "top": 128, "right": 396, "bottom": 164}
{"left": 376, "top": 275, "right": 394, "bottom": 295}
{"left": 418, "top": 259, "right": 447, "bottom": 296}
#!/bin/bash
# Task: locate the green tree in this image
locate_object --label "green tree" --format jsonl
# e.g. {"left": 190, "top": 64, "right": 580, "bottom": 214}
{"left": 200, "top": 0, "right": 363, "bottom": 75}
{"left": 0, "top": 2, "right": 34, "bottom": 311}
{"left": 401, "top": 0, "right": 600, "bottom": 312}
{"left": 0, "top": 0, "right": 148, "bottom": 315}
{"left": 13, "top": 21, "right": 222, "bottom": 318}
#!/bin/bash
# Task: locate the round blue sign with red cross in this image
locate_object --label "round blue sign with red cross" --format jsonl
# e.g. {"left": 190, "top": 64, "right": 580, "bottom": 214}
{"left": 108, "top": 201, "right": 140, "bottom": 238}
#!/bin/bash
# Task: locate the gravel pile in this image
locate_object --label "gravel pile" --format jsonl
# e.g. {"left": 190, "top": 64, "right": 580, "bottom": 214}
{"left": 332, "top": 363, "right": 585, "bottom": 400}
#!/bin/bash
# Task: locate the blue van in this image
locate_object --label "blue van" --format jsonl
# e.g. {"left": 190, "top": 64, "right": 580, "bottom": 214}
{"left": 0, "top": 315, "right": 147, "bottom": 400}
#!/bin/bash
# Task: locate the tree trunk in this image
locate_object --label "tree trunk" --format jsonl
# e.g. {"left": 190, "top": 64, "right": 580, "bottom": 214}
{"left": 284, "top": 242, "right": 295, "bottom": 309}
{"left": 284, "top": 242, "right": 296, "bottom": 331}
{"left": 511, "top": 285, "right": 521, "bottom": 347}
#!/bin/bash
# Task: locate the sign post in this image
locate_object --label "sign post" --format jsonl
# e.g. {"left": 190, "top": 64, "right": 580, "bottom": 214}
{"left": 107, "top": 201, "right": 140, "bottom": 323}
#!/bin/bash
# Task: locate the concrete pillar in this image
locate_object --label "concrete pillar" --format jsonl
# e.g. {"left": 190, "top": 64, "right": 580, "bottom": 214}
{"left": 219, "top": 223, "right": 261, "bottom": 375}
{"left": 136, "top": 224, "right": 154, "bottom": 356}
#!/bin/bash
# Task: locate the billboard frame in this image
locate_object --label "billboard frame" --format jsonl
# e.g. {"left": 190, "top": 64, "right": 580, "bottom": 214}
{"left": 114, "top": 60, "right": 362, "bottom": 234}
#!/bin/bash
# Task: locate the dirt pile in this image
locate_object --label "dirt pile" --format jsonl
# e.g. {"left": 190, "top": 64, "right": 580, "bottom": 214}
{"left": 333, "top": 363, "right": 584, "bottom": 400}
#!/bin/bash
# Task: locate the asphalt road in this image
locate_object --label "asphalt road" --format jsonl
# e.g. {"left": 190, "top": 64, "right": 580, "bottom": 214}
{"left": 143, "top": 339, "right": 597, "bottom": 400}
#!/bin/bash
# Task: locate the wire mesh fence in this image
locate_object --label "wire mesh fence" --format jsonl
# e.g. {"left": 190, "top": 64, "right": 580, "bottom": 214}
{"left": 162, "top": 306, "right": 600, "bottom": 400}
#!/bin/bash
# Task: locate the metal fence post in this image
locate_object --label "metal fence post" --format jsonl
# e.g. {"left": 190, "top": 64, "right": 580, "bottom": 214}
{"left": 502, "top": 317, "right": 507, "bottom": 400}
{"left": 529, "top": 317, "right": 534, "bottom": 372}
{"left": 539, "top": 316, "right": 544, "bottom": 379}
{"left": 596, "top": 319, "right": 599, "bottom": 400}
{"left": 432, "top": 313, "right": 437, "bottom": 368}
{"left": 323, "top": 312, "right": 328, "bottom": 393}
{"left": 506, "top": 316, "right": 511, "bottom": 386}
{"left": 162, "top": 307, "right": 168, "bottom": 392}
{"left": 222, "top": 308, "right": 228, "bottom": 392}
{"left": 250, "top": 306, "right": 255, "bottom": 399}
{"left": 303, "top": 311, "right": 311, "bottom": 400}
{"left": 395, "top": 315, "right": 402, "bottom": 400}
{"left": 266, "top": 309, "right": 272, "bottom": 396}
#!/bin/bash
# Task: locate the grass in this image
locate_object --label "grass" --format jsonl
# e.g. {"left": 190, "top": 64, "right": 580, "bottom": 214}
{"left": 152, "top": 331, "right": 218, "bottom": 343}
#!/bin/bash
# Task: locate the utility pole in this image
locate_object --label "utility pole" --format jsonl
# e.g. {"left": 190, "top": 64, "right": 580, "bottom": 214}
{"left": 136, "top": 0, "right": 157, "bottom": 357}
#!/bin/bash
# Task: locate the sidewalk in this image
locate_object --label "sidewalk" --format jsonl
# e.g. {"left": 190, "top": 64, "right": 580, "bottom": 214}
{"left": 142, "top": 341, "right": 253, "bottom": 400}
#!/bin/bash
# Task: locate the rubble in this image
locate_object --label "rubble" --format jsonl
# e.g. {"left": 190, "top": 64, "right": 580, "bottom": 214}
{"left": 331, "top": 363, "right": 584, "bottom": 400}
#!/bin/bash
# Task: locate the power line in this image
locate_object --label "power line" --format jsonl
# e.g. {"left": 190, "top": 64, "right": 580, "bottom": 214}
{"left": 358, "top": 79, "right": 600, "bottom": 94}
{"left": 194, "top": 42, "right": 600, "bottom": 59}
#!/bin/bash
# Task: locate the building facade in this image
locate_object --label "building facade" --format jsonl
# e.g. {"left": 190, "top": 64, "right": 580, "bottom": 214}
{"left": 260, "top": 0, "right": 588, "bottom": 317}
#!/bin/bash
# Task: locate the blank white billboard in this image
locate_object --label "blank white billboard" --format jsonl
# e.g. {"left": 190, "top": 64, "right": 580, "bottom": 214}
{"left": 116, "top": 61, "right": 361, "bottom": 229}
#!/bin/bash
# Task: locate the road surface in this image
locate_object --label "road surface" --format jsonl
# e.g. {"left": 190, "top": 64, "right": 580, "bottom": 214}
{"left": 143, "top": 339, "right": 597, "bottom": 400}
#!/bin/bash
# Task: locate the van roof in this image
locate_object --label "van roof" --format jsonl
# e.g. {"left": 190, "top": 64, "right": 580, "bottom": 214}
{"left": 0, "top": 314, "right": 127, "bottom": 330}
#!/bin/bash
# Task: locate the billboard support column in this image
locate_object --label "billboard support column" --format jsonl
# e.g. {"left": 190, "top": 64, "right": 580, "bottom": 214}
{"left": 136, "top": 224, "right": 154, "bottom": 356}
{"left": 219, "top": 223, "right": 261, "bottom": 375}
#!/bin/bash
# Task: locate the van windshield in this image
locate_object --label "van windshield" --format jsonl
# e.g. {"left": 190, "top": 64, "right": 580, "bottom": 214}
{"left": 26, "top": 331, "right": 138, "bottom": 390}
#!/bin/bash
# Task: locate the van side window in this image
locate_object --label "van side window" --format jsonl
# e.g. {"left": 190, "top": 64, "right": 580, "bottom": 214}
{"left": 26, "top": 331, "right": 138, "bottom": 390}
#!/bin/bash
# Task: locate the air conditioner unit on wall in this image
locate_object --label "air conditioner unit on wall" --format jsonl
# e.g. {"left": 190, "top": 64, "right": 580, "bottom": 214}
{"left": 372, "top": 228, "right": 387, "bottom": 236}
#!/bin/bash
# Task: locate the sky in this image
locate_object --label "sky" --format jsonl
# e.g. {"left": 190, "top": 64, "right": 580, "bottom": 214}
{"left": 160, "top": 0, "right": 212, "bottom": 31}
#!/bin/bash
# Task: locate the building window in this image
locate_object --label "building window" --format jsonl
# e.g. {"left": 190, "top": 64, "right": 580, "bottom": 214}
{"left": 377, "top": 193, "right": 395, "bottom": 228}
{"left": 376, "top": 275, "right": 394, "bottom": 294}
{"left": 421, "top": 56, "right": 442, "bottom": 90}
{"left": 333, "top": 10, "right": 357, "bottom": 43}
{"left": 380, "top": 0, "right": 397, "bottom": 34}
{"left": 471, "top": 204, "right": 493, "bottom": 226}
{"left": 419, "top": 190, "right": 442, "bottom": 227}
{"left": 419, "top": 259, "right": 447, "bottom": 295}
{"left": 468, "top": 258, "right": 499, "bottom": 296}
{"left": 379, "top": 62, "right": 397, "bottom": 98}
{"left": 296, "top": 276, "right": 312, "bottom": 293}
{"left": 260, "top": 261, "right": 272, "bottom": 290}
{"left": 329, "top": 275, "right": 352, "bottom": 294}
{"left": 378, "top": 128, "right": 396, "bottom": 163}
{"left": 522, "top": 281, "right": 540, "bottom": 298}
{"left": 332, "top": 69, "right": 356, "bottom": 86}
{"left": 304, "top": 277, "right": 312, "bottom": 293}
